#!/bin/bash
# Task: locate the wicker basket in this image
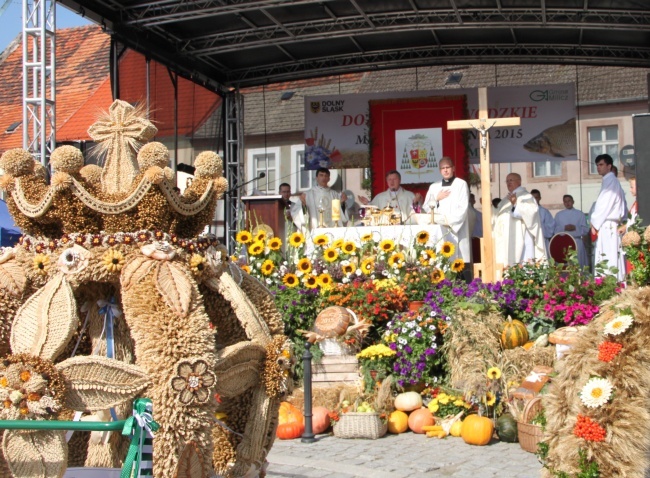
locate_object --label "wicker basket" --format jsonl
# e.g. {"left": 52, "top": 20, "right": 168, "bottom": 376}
{"left": 333, "top": 412, "right": 387, "bottom": 439}
{"left": 517, "top": 397, "right": 544, "bottom": 453}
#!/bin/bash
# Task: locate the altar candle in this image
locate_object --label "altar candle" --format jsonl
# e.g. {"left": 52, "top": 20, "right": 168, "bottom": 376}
{"left": 331, "top": 199, "right": 341, "bottom": 221}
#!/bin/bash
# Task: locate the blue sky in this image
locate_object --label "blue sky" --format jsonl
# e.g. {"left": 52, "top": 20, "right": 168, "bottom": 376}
{"left": 1, "top": 1, "right": 92, "bottom": 54}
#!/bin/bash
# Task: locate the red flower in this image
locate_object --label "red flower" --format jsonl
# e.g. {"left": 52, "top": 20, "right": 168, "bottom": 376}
{"left": 573, "top": 414, "right": 606, "bottom": 442}
{"left": 598, "top": 341, "right": 622, "bottom": 362}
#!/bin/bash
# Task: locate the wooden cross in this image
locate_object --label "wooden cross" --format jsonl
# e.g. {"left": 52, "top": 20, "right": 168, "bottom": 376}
{"left": 88, "top": 100, "right": 157, "bottom": 194}
{"left": 447, "top": 88, "right": 521, "bottom": 283}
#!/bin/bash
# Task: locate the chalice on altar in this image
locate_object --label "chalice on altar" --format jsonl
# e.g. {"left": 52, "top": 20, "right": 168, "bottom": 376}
{"left": 317, "top": 198, "right": 326, "bottom": 228}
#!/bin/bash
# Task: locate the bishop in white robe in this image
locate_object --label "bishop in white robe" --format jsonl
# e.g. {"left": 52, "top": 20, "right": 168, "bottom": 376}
{"left": 359, "top": 170, "right": 421, "bottom": 223}
{"left": 493, "top": 173, "right": 546, "bottom": 266}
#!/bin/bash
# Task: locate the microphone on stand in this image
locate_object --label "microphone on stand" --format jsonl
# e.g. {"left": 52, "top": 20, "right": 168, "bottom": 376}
{"left": 226, "top": 172, "right": 266, "bottom": 195}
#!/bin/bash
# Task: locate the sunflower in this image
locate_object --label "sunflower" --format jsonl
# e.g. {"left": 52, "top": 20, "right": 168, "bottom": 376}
{"left": 317, "top": 273, "right": 333, "bottom": 289}
{"left": 260, "top": 260, "right": 275, "bottom": 276}
{"left": 236, "top": 230, "right": 253, "bottom": 244}
{"left": 332, "top": 238, "right": 344, "bottom": 250}
{"left": 289, "top": 232, "right": 305, "bottom": 248}
{"left": 441, "top": 241, "right": 455, "bottom": 258}
{"left": 248, "top": 241, "right": 264, "bottom": 256}
{"left": 267, "top": 237, "right": 282, "bottom": 251}
{"left": 323, "top": 247, "right": 339, "bottom": 263}
{"left": 102, "top": 249, "right": 125, "bottom": 273}
{"left": 361, "top": 233, "right": 374, "bottom": 243}
{"left": 342, "top": 241, "right": 357, "bottom": 254}
{"left": 451, "top": 258, "right": 465, "bottom": 273}
{"left": 302, "top": 274, "right": 318, "bottom": 288}
{"left": 431, "top": 268, "right": 445, "bottom": 284}
{"left": 313, "top": 235, "right": 330, "bottom": 247}
{"left": 379, "top": 239, "right": 396, "bottom": 252}
{"left": 360, "top": 257, "right": 375, "bottom": 275}
{"left": 486, "top": 367, "right": 502, "bottom": 380}
{"left": 254, "top": 230, "right": 267, "bottom": 243}
{"left": 416, "top": 230, "right": 429, "bottom": 244}
{"left": 282, "top": 273, "right": 299, "bottom": 288}
{"left": 483, "top": 391, "right": 497, "bottom": 406}
{"left": 297, "top": 258, "right": 313, "bottom": 274}
{"left": 189, "top": 254, "right": 207, "bottom": 275}
{"left": 240, "top": 264, "right": 251, "bottom": 274}
{"left": 419, "top": 249, "right": 436, "bottom": 266}
{"left": 341, "top": 264, "right": 354, "bottom": 275}
{"left": 32, "top": 254, "right": 50, "bottom": 275}
{"left": 388, "top": 252, "right": 405, "bottom": 269}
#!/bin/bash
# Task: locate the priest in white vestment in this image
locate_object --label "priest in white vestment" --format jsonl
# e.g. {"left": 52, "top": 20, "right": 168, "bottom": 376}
{"left": 293, "top": 167, "right": 348, "bottom": 230}
{"left": 590, "top": 154, "right": 626, "bottom": 281}
{"left": 531, "top": 189, "right": 556, "bottom": 256}
{"left": 554, "top": 194, "right": 589, "bottom": 268}
{"left": 493, "top": 173, "right": 546, "bottom": 266}
{"left": 422, "top": 157, "right": 471, "bottom": 266}
{"left": 359, "top": 170, "right": 422, "bottom": 223}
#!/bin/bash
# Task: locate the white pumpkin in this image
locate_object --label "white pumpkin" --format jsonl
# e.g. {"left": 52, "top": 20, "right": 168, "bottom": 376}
{"left": 394, "top": 391, "right": 423, "bottom": 412}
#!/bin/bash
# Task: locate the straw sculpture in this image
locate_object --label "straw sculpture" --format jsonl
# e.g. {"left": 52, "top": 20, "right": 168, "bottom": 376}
{"left": 0, "top": 99, "right": 290, "bottom": 478}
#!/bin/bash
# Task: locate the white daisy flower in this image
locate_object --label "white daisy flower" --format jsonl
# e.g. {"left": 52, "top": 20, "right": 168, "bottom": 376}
{"left": 604, "top": 314, "right": 633, "bottom": 336}
{"left": 579, "top": 377, "right": 613, "bottom": 408}
{"left": 340, "top": 260, "right": 350, "bottom": 266}
{"left": 409, "top": 331, "right": 416, "bottom": 337}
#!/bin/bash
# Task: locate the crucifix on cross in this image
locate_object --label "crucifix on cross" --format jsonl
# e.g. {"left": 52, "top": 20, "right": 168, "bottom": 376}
{"left": 447, "top": 88, "right": 521, "bottom": 283}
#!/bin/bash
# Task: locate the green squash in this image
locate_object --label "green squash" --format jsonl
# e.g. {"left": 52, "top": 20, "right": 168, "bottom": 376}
{"left": 496, "top": 413, "right": 518, "bottom": 443}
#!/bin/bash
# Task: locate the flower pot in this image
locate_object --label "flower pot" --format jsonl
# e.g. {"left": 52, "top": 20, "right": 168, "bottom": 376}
{"left": 408, "top": 301, "right": 425, "bottom": 314}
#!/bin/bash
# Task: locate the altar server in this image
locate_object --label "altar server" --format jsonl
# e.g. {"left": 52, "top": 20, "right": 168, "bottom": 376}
{"left": 590, "top": 154, "right": 626, "bottom": 280}
{"left": 493, "top": 173, "right": 546, "bottom": 266}
{"left": 422, "top": 157, "right": 471, "bottom": 265}
{"left": 554, "top": 194, "right": 589, "bottom": 268}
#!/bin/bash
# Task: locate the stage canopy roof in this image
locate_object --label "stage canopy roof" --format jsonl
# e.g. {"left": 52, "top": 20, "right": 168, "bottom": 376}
{"left": 59, "top": 0, "right": 650, "bottom": 93}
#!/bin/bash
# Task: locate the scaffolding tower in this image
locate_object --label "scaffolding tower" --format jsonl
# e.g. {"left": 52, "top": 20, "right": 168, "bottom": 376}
{"left": 224, "top": 91, "right": 244, "bottom": 254}
{"left": 23, "top": 0, "right": 55, "bottom": 167}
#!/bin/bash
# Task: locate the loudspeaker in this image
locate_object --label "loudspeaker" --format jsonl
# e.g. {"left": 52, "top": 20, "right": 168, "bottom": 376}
{"left": 634, "top": 114, "right": 650, "bottom": 227}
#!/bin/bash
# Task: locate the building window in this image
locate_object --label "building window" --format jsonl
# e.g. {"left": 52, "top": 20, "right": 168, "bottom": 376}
{"left": 588, "top": 126, "right": 619, "bottom": 175}
{"left": 247, "top": 147, "right": 279, "bottom": 193}
{"left": 533, "top": 160, "right": 562, "bottom": 178}
{"left": 290, "top": 145, "right": 315, "bottom": 192}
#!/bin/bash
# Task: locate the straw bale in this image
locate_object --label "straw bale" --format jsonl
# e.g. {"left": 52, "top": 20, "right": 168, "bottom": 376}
{"left": 502, "top": 345, "right": 555, "bottom": 384}
{"left": 287, "top": 383, "right": 360, "bottom": 412}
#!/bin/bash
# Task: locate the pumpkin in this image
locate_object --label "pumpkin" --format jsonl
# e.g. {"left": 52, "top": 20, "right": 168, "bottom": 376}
{"left": 278, "top": 402, "right": 303, "bottom": 425}
{"left": 312, "top": 406, "right": 331, "bottom": 434}
{"left": 500, "top": 316, "right": 529, "bottom": 349}
{"left": 522, "top": 341, "right": 534, "bottom": 351}
{"left": 449, "top": 420, "right": 463, "bottom": 437}
{"left": 394, "top": 391, "right": 423, "bottom": 412}
{"left": 276, "top": 422, "right": 304, "bottom": 440}
{"left": 387, "top": 410, "right": 409, "bottom": 434}
{"left": 496, "top": 413, "right": 518, "bottom": 443}
{"left": 461, "top": 414, "right": 494, "bottom": 446}
{"left": 408, "top": 407, "right": 435, "bottom": 434}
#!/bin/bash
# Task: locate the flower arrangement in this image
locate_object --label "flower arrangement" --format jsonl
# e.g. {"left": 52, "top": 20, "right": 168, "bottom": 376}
{"left": 426, "top": 389, "right": 472, "bottom": 418}
{"left": 384, "top": 308, "right": 446, "bottom": 388}
{"left": 621, "top": 218, "right": 650, "bottom": 285}
{"left": 357, "top": 344, "right": 396, "bottom": 393}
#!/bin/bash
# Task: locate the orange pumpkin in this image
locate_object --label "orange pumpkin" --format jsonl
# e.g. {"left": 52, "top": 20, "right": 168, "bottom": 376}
{"left": 501, "top": 317, "right": 529, "bottom": 349}
{"left": 461, "top": 414, "right": 494, "bottom": 446}
{"left": 522, "top": 341, "right": 534, "bottom": 351}
{"left": 387, "top": 410, "right": 409, "bottom": 434}
{"left": 276, "top": 422, "right": 304, "bottom": 440}
{"left": 312, "top": 406, "right": 331, "bottom": 434}
{"left": 407, "top": 407, "right": 435, "bottom": 434}
{"left": 277, "top": 402, "right": 305, "bottom": 439}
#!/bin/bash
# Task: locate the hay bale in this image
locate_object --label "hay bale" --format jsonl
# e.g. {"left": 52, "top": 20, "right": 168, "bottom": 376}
{"left": 502, "top": 345, "right": 555, "bottom": 385}
{"left": 287, "top": 383, "right": 360, "bottom": 412}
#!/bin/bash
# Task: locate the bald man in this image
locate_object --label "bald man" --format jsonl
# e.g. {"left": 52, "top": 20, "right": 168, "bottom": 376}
{"left": 493, "top": 173, "right": 546, "bottom": 266}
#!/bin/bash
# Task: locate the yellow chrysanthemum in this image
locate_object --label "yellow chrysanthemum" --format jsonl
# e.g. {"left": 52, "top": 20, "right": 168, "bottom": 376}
{"left": 360, "top": 257, "right": 375, "bottom": 275}
{"left": 289, "top": 232, "right": 305, "bottom": 247}
{"left": 236, "top": 230, "right": 253, "bottom": 244}
{"left": 342, "top": 241, "right": 357, "bottom": 254}
{"left": 453, "top": 399, "right": 465, "bottom": 407}
{"left": 431, "top": 268, "right": 445, "bottom": 284}
{"left": 254, "top": 230, "right": 267, "bottom": 243}
{"left": 261, "top": 260, "right": 275, "bottom": 276}
{"left": 318, "top": 273, "right": 333, "bottom": 288}
{"left": 419, "top": 249, "right": 436, "bottom": 265}
{"left": 441, "top": 241, "right": 455, "bottom": 258}
{"left": 302, "top": 274, "right": 318, "bottom": 288}
{"left": 248, "top": 241, "right": 264, "bottom": 256}
{"left": 102, "top": 249, "right": 125, "bottom": 273}
{"left": 323, "top": 247, "right": 339, "bottom": 263}
{"left": 427, "top": 401, "right": 439, "bottom": 413}
{"left": 486, "top": 367, "right": 502, "bottom": 380}
{"left": 416, "top": 230, "right": 429, "bottom": 244}
{"left": 361, "top": 233, "right": 374, "bottom": 243}
{"left": 282, "top": 273, "right": 299, "bottom": 288}
{"left": 451, "top": 258, "right": 465, "bottom": 273}
{"left": 32, "top": 254, "right": 50, "bottom": 274}
{"left": 313, "top": 235, "right": 330, "bottom": 247}
{"left": 240, "top": 264, "right": 251, "bottom": 274}
{"left": 483, "top": 391, "right": 497, "bottom": 406}
{"left": 267, "top": 237, "right": 282, "bottom": 251}
{"left": 297, "top": 257, "right": 313, "bottom": 273}
{"left": 341, "top": 264, "right": 354, "bottom": 275}
{"left": 388, "top": 252, "right": 405, "bottom": 268}
{"left": 438, "top": 395, "right": 450, "bottom": 405}
{"left": 379, "top": 239, "right": 395, "bottom": 252}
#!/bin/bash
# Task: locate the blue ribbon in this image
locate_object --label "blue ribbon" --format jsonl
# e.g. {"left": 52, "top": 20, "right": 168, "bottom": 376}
{"left": 98, "top": 296, "right": 121, "bottom": 421}
{"left": 121, "top": 398, "right": 159, "bottom": 478}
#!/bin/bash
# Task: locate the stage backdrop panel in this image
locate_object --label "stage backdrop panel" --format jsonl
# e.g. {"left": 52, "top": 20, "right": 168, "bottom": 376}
{"left": 305, "top": 83, "right": 576, "bottom": 168}
{"left": 369, "top": 95, "right": 467, "bottom": 200}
